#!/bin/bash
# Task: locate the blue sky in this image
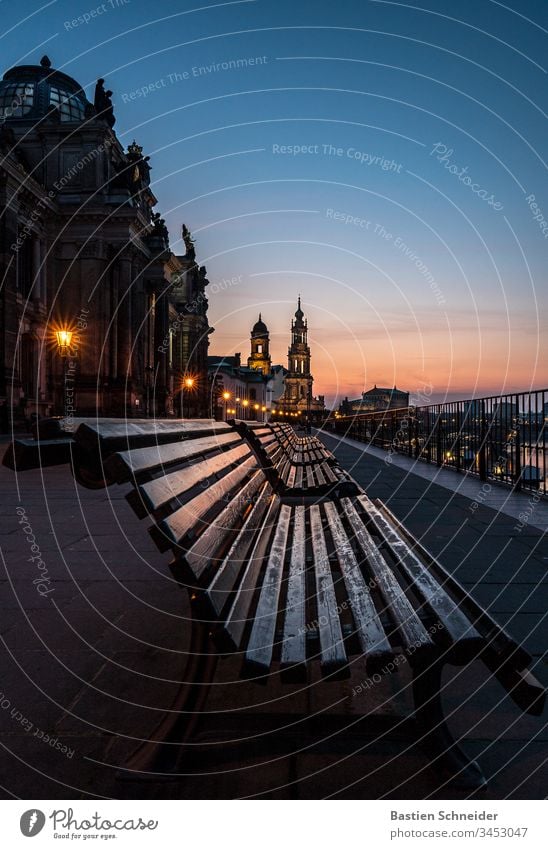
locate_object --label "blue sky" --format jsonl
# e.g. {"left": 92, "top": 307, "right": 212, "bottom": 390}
{"left": 2, "top": 0, "right": 547, "bottom": 404}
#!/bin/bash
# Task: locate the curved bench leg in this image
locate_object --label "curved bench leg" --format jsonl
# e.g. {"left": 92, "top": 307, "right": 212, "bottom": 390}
{"left": 118, "top": 616, "right": 219, "bottom": 780}
{"left": 412, "top": 658, "right": 487, "bottom": 792}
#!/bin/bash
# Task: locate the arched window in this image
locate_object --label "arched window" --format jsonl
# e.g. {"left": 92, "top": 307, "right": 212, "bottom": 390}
{"left": 257, "top": 344, "right": 262, "bottom": 354}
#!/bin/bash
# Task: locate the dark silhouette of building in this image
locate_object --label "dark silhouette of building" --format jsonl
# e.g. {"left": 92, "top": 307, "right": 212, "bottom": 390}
{"left": 0, "top": 55, "right": 211, "bottom": 424}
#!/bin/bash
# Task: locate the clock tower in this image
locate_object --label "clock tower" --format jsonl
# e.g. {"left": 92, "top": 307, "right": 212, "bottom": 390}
{"left": 247, "top": 313, "right": 271, "bottom": 376}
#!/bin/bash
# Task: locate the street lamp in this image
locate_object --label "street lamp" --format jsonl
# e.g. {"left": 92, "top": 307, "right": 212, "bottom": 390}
{"left": 54, "top": 328, "right": 74, "bottom": 418}
{"left": 222, "top": 390, "right": 231, "bottom": 421}
{"left": 55, "top": 329, "right": 73, "bottom": 355}
{"left": 242, "top": 399, "right": 249, "bottom": 421}
{"left": 180, "top": 375, "right": 195, "bottom": 418}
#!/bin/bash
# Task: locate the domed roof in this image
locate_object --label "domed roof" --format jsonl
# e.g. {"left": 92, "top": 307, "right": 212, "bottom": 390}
{"left": 294, "top": 296, "right": 305, "bottom": 324}
{"left": 252, "top": 313, "right": 268, "bottom": 335}
{"left": 0, "top": 55, "right": 90, "bottom": 123}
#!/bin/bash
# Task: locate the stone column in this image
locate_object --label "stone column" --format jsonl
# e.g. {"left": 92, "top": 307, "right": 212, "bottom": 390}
{"left": 117, "top": 254, "right": 133, "bottom": 382}
{"left": 32, "top": 237, "right": 41, "bottom": 301}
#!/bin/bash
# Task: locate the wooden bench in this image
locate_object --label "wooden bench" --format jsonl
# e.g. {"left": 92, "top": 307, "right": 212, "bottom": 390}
{"left": 64, "top": 418, "right": 546, "bottom": 789}
{"left": 238, "top": 420, "right": 352, "bottom": 496}
{"left": 2, "top": 417, "right": 75, "bottom": 471}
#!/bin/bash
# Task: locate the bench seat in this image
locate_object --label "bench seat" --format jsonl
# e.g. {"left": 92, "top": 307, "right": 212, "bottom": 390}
{"left": 237, "top": 420, "right": 353, "bottom": 496}
{"left": 67, "top": 418, "right": 545, "bottom": 787}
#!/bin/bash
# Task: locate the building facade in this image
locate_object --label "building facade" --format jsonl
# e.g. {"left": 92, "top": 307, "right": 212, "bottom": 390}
{"left": 338, "top": 385, "right": 409, "bottom": 415}
{"left": 0, "top": 56, "right": 211, "bottom": 428}
{"left": 247, "top": 314, "right": 271, "bottom": 376}
{"left": 276, "top": 298, "right": 324, "bottom": 418}
{"left": 208, "top": 353, "right": 269, "bottom": 421}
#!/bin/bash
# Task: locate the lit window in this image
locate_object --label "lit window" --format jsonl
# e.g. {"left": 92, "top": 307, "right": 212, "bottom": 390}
{"left": 0, "top": 82, "right": 34, "bottom": 118}
{"left": 49, "top": 86, "right": 85, "bottom": 121}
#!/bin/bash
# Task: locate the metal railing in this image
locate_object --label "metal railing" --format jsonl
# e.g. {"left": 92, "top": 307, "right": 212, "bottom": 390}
{"left": 333, "top": 389, "right": 548, "bottom": 498}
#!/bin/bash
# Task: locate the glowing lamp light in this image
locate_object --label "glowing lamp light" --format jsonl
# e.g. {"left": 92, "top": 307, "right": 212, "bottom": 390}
{"left": 254, "top": 404, "right": 260, "bottom": 411}
{"left": 261, "top": 406, "right": 266, "bottom": 412}
{"left": 184, "top": 377, "right": 194, "bottom": 389}
{"left": 222, "top": 391, "right": 231, "bottom": 401}
{"left": 242, "top": 400, "right": 249, "bottom": 407}
{"left": 55, "top": 329, "right": 73, "bottom": 355}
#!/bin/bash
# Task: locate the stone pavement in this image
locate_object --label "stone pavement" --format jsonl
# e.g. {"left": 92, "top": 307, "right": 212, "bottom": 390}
{"left": 0, "top": 435, "right": 546, "bottom": 800}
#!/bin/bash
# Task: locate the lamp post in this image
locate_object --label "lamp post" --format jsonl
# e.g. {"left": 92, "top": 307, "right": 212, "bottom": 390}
{"left": 242, "top": 399, "right": 249, "bottom": 421}
{"left": 222, "top": 390, "right": 231, "bottom": 422}
{"left": 144, "top": 365, "right": 153, "bottom": 418}
{"left": 181, "top": 375, "right": 195, "bottom": 418}
{"left": 55, "top": 329, "right": 74, "bottom": 418}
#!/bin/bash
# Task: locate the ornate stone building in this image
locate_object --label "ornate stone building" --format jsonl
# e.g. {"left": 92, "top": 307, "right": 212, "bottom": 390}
{"left": 276, "top": 298, "right": 324, "bottom": 418}
{"left": 247, "top": 314, "right": 271, "bottom": 376}
{"left": 170, "top": 226, "right": 212, "bottom": 418}
{"left": 0, "top": 56, "right": 211, "bottom": 427}
{"left": 338, "top": 385, "right": 409, "bottom": 415}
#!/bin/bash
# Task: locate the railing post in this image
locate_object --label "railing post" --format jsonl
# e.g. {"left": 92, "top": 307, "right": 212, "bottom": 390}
{"left": 455, "top": 407, "right": 461, "bottom": 472}
{"left": 479, "top": 400, "right": 487, "bottom": 481}
{"left": 514, "top": 421, "right": 521, "bottom": 491}
{"left": 436, "top": 414, "right": 443, "bottom": 466}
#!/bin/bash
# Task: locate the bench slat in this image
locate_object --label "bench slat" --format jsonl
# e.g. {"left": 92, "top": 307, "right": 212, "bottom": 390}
{"left": 309, "top": 504, "right": 348, "bottom": 672}
{"left": 223, "top": 497, "right": 281, "bottom": 649}
{"left": 245, "top": 505, "right": 292, "bottom": 673}
{"left": 280, "top": 506, "right": 307, "bottom": 671}
{"left": 341, "top": 499, "right": 433, "bottom": 653}
{"left": 185, "top": 472, "right": 269, "bottom": 584}
{"left": 205, "top": 480, "right": 274, "bottom": 613}
{"left": 153, "top": 456, "right": 258, "bottom": 550}
{"left": 372, "top": 498, "right": 535, "bottom": 672}
{"left": 137, "top": 443, "right": 251, "bottom": 515}
{"left": 77, "top": 419, "right": 230, "bottom": 454}
{"left": 323, "top": 502, "right": 393, "bottom": 668}
{"left": 106, "top": 431, "right": 241, "bottom": 482}
{"left": 358, "top": 495, "right": 483, "bottom": 654}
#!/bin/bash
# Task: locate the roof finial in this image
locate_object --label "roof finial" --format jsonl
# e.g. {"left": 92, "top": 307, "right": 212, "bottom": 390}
{"left": 298, "top": 294, "right": 301, "bottom": 310}
{"left": 40, "top": 55, "right": 52, "bottom": 69}
{"left": 259, "top": 312, "right": 261, "bottom": 322}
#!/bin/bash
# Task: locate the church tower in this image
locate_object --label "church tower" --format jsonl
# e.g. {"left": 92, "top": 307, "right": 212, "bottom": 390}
{"left": 280, "top": 297, "right": 313, "bottom": 411}
{"left": 247, "top": 313, "right": 271, "bottom": 376}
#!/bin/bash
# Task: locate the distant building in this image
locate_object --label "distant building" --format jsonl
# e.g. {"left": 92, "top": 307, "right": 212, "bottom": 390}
{"left": 247, "top": 313, "right": 271, "bottom": 376}
{"left": 463, "top": 399, "right": 518, "bottom": 424}
{"left": 275, "top": 298, "right": 325, "bottom": 417}
{"left": 208, "top": 353, "right": 269, "bottom": 420}
{"left": 339, "top": 384, "right": 409, "bottom": 415}
{"left": 269, "top": 363, "right": 287, "bottom": 409}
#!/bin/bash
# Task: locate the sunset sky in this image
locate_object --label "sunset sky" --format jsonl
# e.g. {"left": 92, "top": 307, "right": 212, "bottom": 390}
{"left": 4, "top": 0, "right": 547, "bottom": 405}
